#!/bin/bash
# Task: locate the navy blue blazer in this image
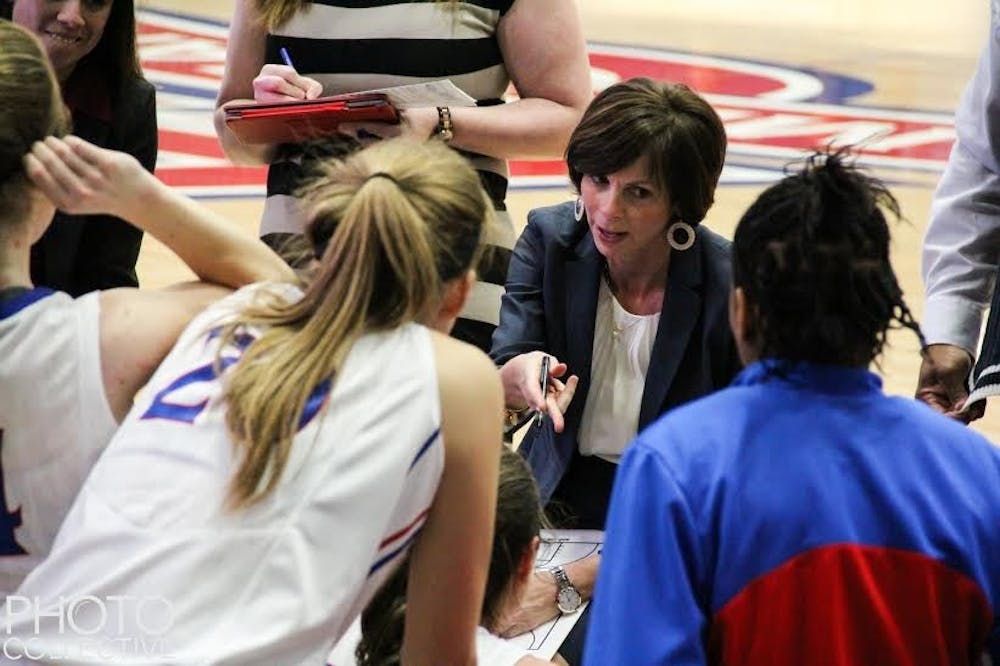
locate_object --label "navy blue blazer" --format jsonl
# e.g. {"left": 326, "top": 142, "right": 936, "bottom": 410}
{"left": 491, "top": 201, "right": 741, "bottom": 501}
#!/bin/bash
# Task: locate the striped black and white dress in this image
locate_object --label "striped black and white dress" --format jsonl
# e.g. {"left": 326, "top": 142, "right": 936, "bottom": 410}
{"left": 263, "top": 0, "right": 516, "bottom": 352}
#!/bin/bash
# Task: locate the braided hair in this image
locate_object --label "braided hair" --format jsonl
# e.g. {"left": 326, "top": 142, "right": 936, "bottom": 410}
{"left": 732, "top": 149, "right": 925, "bottom": 367}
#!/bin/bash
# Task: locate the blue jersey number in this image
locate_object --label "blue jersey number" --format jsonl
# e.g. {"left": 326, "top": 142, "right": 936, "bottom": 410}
{"left": 141, "top": 358, "right": 331, "bottom": 430}
{"left": 141, "top": 358, "right": 240, "bottom": 424}
{"left": 142, "top": 330, "right": 252, "bottom": 424}
{"left": 0, "top": 431, "right": 27, "bottom": 556}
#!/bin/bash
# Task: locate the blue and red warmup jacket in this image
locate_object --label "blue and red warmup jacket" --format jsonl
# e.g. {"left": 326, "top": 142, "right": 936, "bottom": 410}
{"left": 585, "top": 360, "right": 1000, "bottom": 665}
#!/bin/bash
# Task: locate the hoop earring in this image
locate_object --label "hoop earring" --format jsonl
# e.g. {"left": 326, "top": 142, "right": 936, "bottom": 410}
{"left": 667, "top": 221, "right": 696, "bottom": 251}
{"left": 574, "top": 197, "right": 586, "bottom": 222}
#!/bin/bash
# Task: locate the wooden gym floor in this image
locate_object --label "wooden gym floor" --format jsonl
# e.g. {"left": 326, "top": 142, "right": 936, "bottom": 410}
{"left": 136, "top": 0, "right": 1000, "bottom": 441}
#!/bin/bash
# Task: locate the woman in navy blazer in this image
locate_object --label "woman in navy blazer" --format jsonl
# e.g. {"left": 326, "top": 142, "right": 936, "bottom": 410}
{"left": 490, "top": 78, "right": 740, "bottom": 653}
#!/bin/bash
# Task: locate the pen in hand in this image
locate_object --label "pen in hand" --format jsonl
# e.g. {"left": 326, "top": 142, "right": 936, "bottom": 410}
{"left": 536, "top": 355, "right": 551, "bottom": 427}
{"left": 275, "top": 47, "right": 323, "bottom": 102}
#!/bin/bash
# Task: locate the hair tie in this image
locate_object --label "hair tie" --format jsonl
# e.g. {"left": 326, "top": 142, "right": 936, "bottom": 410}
{"left": 366, "top": 172, "right": 401, "bottom": 187}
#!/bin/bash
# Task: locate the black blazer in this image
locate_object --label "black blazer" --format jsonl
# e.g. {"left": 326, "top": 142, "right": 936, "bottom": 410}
{"left": 30, "top": 67, "right": 158, "bottom": 296}
{"left": 491, "top": 201, "right": 741, "bottom": 501}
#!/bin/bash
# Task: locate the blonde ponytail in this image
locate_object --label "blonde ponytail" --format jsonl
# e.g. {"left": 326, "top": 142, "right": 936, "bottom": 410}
{"left": 219, "top": 138, "right": 491, "bottom": 508}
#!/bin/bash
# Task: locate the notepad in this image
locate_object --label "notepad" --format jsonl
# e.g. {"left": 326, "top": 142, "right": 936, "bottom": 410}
{"left": 224, "top": 92, "right": 400, "bottom": 145}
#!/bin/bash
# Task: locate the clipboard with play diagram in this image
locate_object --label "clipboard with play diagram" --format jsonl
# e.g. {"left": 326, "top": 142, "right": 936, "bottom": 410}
{"left": 223, "top": 92, "right": 400, "bottom": 145}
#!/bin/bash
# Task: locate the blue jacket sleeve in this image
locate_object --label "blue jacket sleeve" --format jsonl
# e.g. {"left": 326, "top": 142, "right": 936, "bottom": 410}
{"left": 490, "top": 212, "right": 549, "bottom": 365}
{"left": 584, "top": 441, "right": 708, "bottom": 666}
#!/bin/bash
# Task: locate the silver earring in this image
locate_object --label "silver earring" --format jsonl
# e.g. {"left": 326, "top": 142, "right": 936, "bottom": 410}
{"left": 667, "top": 221, "right": 695, "bottom": 251}
{"left": 574, "top": 197, "right": 585, "bottom": 222}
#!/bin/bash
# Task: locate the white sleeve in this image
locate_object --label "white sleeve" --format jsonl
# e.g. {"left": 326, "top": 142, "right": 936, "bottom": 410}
{"left": 922, "top": 0, "right": 1000, "bottom": 354}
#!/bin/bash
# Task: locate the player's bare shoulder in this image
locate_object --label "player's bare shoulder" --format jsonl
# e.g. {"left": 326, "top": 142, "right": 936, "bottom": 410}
{"left": 428, "top": 330, "right": 503, "bottom": 434}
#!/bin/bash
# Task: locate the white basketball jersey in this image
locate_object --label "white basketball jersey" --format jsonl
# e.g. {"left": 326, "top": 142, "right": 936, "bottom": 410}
{"left": 0, "top": 288, "right": 116, "bottom": 594}
{"left": 6, "top": 285, "right": 445, "bottom": 666}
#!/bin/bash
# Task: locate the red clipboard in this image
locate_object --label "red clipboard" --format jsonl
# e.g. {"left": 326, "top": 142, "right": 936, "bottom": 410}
{"left": 224, "top": 92, "right": 400, "bottom": 145}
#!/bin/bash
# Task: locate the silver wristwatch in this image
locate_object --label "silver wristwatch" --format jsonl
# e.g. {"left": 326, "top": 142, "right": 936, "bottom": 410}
{"left": 551, "top": 565, "right": 583, "bottom": 614}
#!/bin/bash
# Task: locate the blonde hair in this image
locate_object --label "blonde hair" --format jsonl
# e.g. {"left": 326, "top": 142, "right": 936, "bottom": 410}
{"left": 219, "top": 138, "right": 491, "bottom": 508}
{"left": 255, "top": 0, "right": 460, "bottom": 31}
{"left": 0, "top": 20, "right": 69, "bottom": 226}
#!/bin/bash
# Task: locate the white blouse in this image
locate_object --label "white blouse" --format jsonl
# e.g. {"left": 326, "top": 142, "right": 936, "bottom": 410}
{"left": 578, "top": 279, "right": 661, "bottom": 463}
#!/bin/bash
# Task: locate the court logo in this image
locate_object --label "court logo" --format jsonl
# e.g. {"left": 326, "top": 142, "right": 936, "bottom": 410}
{"left": 139, "top": 9, "right": 956, "bottom": 197}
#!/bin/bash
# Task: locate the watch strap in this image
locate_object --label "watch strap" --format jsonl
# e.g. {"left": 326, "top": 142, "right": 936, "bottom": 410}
{"left": 551, "top": 565, "right": 582, "bottom": 613}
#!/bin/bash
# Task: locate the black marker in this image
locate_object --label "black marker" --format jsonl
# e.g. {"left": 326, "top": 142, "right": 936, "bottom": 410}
{"left": 536, "top": 355, "right": 550, "bottom": 427}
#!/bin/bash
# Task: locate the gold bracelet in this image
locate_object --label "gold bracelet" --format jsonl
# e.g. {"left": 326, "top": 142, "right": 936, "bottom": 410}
{"left": 505, "top": 407, "right": 529, "bottom": 427}
{"left": 435, "top": 106, "right": 454, "bottom": 143}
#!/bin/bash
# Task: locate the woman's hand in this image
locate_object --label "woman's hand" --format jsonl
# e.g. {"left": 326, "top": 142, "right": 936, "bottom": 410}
{"left": 494, "top": 570, "right": 560, "bottom": 637}
{"left": 501, "top": 352, "right": 579, "bottom": 433}
{"left": 495, "top": 553, "right": 599, "bottom": 637}
{"left": 916, "top": 343, "right": 986, "bottom": 423}
{"left": 24, "top": 135, "right": 153, "bottom": 220}
{"left": 252, "top": 64, "right": 323, "bottom": 103}
{"left": 338, "top": 106, "right": 440, "bottom": 146}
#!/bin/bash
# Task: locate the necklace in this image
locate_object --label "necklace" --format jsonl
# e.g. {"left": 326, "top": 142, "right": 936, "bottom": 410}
{"left": 602, "top": 266, "right": 620, "bottom": 338}
{"left": 603, "top": 265, "right": 663, "bottom": 343}
{"left": 610, "top": 300, "right": 640, "bottom": 341}
{"left": 603, "top": 268, "right": 636, "bottom": 341}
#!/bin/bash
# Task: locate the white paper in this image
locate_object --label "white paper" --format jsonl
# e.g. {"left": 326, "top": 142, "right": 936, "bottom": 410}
{"left": 327, "top": 530, "right": 603, "bottom": 665}
{"left": 362, "top": 79, "right": 478, "bottom": 109}
{"left": 504, "top": 529, "right": 604, "bottom": 660}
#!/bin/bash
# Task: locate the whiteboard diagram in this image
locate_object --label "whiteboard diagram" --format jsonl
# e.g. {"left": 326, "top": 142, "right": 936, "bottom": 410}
{"left": 506, "top": 529, "right": 604, "bottom": 659}
{"left": 328, "top": 529, "right": 604, "bottom": 665}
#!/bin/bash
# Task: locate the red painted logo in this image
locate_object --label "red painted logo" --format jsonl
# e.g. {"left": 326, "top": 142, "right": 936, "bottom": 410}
{"left": 140, "top": 10, "right": 955, "bottom": 197}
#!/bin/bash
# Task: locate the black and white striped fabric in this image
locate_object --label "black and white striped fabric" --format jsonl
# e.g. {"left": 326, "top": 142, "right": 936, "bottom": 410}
{"left": 262, "top": 0, "right": 516, "bottom": 351}
{"left": 969, "top": 264, "right": 1000, "bottom": 404}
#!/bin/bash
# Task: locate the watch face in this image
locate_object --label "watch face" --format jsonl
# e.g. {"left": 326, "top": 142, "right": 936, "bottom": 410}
{"left": 557, "top": 586, "right": 583, "bottom": 613}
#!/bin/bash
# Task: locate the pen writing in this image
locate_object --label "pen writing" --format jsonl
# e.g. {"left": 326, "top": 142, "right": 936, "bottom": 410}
{"left": 279, "top": 47, "right": 296, "bottom": 70}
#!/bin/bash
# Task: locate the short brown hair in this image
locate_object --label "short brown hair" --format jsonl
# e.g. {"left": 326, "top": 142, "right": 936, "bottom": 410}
{"left": 566, "top": 77, "right": 727, "bottom": 226}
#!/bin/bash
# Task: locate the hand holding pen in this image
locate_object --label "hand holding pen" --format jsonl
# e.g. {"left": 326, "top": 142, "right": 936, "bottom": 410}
{"left": 534, "top": 353, "right": 578, "bottom": 433}
{"left": 271, "top": 47, "right": 396, "bottom": 143}
{"left": 503, "top": 351, "right": 579, "bottom": 436}
{"left": 251, "top": 47, "right": 323, "bottom": 103}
